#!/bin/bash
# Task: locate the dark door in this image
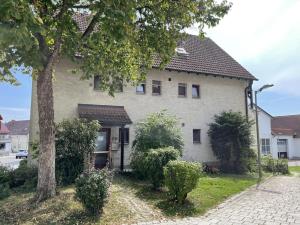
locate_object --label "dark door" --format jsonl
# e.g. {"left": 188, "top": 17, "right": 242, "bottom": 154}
{"left": 95, "top": 128, "right": 111, "bottom": 169}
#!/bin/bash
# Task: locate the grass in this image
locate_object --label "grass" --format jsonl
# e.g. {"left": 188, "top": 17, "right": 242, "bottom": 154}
{"left": 289, "top": 166, "right": 300, "bottom": 176}
{"left": 0, "top": 173, "right": 258, "bottom": 224}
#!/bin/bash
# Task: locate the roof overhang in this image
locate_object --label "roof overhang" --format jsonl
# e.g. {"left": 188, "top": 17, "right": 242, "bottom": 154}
{"left": 78, "top": 104, "right": 132, "bottom": 126}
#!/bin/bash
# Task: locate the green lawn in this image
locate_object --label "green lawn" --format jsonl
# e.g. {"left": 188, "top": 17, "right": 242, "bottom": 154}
{"left": 289, "top": 166, "right": 300, "bottom": 176}
{"left": 0, "top": 173, "right": 258, "bottom": 224}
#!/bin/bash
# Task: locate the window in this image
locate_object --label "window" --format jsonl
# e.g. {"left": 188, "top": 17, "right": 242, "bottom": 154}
{"left": 192, "top": 84, "right": 200, "bottom": 98}
{"left": 261, "top": 138, "right": 271, "bottom": 155}
{"left": 136, "top": 82, "right": 146, "bottom": 94}
{"left": 178, "top": 83, "right": 187, "bottom": 97}
{"left": 193, "top": 129, "right": 201, "bottom": 143}
{"left": 119, "top": 128, "right": 129, "bottom": 144}
{"left": 94, "top": 75, "right": 102, "bottom": 90}
{"left": 114, "top": 80, "right": 123, "bottom": 92}
{"left": 152, "top": 80, "right": 161, "bottom": 95}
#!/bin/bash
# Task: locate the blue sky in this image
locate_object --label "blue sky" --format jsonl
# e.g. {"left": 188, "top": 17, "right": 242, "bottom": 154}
{"left": 1, "top": 0, "right": 300, "bottom": 122}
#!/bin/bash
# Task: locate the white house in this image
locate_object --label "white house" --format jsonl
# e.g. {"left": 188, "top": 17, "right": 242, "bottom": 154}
{"left": 29, "top": 14, "right": 257, "bottom": 169}
{"left": 0, "top": 122, "right": 11, "bottom": 156}
{"left": 6, "top": 120, "right": 30, "bottom": 153}
{"left": 257, "top": 106, "right": 300, "bottom": 159}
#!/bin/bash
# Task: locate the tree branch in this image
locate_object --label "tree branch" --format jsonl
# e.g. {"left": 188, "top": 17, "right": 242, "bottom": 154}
{"left": 81, "top": 12, "right": 100, "bottom": 39}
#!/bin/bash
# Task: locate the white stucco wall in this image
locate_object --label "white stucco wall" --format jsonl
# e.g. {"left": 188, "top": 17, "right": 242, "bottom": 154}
{"left": 30, "top": 59, "right": 249, "bottom": 167}
{"left": 10, "top": 134, "right": 29, "bottom": 152}
{"left": 0, "top": 134, "right": 11, "bottom": 155}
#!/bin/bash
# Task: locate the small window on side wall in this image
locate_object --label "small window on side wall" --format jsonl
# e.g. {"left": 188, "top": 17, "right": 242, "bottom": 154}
{"left": 152, "top": 80, "right": 161, "bottom": 95}
{"left": 193, "top": 129, "right": 201, "bottom": 143}
{"left": 94, "top": 75, "right": 102, "bottom": 90}
{"left": 136, "top": 82, "right": 146, "bottom": 94}
{"left": 114, "top": 80, "right": 123, "bottom": 93}
{"left": 119, "top": 128, "right": 129, "bottom": 144}
{"left": 178, "top": 83, "right": 187, "bottom": 97}
{"left": 192, "top": 85, "right": 200, "bottom": 98}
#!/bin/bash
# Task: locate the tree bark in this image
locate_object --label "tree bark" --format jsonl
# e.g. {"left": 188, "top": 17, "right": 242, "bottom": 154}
{"left": 35, "top": 65, "right": 56, "bottom": 202}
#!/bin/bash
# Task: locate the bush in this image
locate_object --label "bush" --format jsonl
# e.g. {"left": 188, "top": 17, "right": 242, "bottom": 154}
{"left": 75, "top": 169, "right": 111, "bottom": 216}
{"left": 164, "top": 160, "right": 202, "bottom": 204}
{"left": 262, "top": 156, "right": 289, "bottom": 174}
{"left": 145, "top": 147, "right": 179, "bottom": 189}
{"left": 10, "top": 160, "right": 38, "bottom": 190}
{"left": 0, "top": 183, "right": 10, "bottom": 200}
{"left": 56, "top": 119, "right": 100, "bottom": 185}
{"left": 208, "top": 111, "right": 254, "bottom": 174}
{"left": 131, "top": 111, "right": 183, "bottom": 178}
{"left": 0, "top": 166, "right": 12, "bottom": 184}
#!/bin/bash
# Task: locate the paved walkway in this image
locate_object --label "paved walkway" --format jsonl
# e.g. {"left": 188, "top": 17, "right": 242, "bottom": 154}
{"left": 134, "top": 176, "right": 300, "bottom": 225}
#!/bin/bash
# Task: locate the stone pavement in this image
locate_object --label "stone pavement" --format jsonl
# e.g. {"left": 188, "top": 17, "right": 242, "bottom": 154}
{"left": 133, "top": 176, "right": 300, "bottom": 225}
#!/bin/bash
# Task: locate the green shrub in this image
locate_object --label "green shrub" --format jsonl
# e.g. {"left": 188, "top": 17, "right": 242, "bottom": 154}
{"left": 208, "top": 111, "right": 254, "bottom": 174}
{"left": 0, "top": 166, "right": 12, "bottom": 184}
{"left": 0, "top": 183, "right": 11, "bottom": 200}
{"left": 75, "top": 169, "right": 111, "bottom": 216}
{"left": 164, "top": 160, "right": 202, "bottom": 204}
{"left": 56, "top": 119, "right": 100, "bottom": 185}
{"left": 145, "top": 147, "right": 179, "bottom": 189}
{"left": 262, "top": 156, "right": 289, "bottom": 174}
{"left": 131, "top": 111, "right": 183, "bottom": 179}
{"left": 10, "top": 160, "right": 38, "bottom": 190}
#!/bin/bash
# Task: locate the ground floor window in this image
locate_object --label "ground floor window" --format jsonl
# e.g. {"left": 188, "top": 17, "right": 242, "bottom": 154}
{"left": 119, "top": 128, "right": 129, "bottom": 144}
{"left": 193, "top": 129, "right": 201, "bottom": 143}
{"left": 0, "top": 143, "right": 5, "bottom": 150}
{"left": 261, "top": 138, "right": 271, "bottom": 155}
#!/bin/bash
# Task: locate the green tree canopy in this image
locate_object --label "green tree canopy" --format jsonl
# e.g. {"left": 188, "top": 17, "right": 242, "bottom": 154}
{"left": 0, "top": 0, "right": 231, "bottom": 201}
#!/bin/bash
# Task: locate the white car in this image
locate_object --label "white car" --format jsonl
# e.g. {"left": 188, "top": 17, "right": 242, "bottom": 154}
{"left": 16, "top": 150, "right": 28, "bottom": 159}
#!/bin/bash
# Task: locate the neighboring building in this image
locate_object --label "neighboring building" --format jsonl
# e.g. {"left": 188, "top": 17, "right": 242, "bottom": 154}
{"left": 30, "top": 15, "right": 257, "bottom": 169}
{"left": 257, "top": 107, "right": 300, "bottom": 159}
{"left": 0, "top": 122, "right": 11, "bottom": 156}
{"left": 6, "top": 120, "right": 30, "bottom": 153}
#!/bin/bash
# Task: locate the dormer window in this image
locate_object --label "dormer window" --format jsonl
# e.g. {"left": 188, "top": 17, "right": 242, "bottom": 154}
{"left": 175, "top": 47, "right": 189, "bottom": 58}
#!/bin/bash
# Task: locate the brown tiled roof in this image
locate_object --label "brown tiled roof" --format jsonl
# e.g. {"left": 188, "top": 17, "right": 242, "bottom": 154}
{"left": 78, "top": 104, "right": 132, "bottom": 125}
{"left": 0, "top": 122, "right": 9, "bottom": 134}
{"left": 6, "top": 120, "right": 30, "bottom": 135}
{"left": 73, "top": 13, "right": 256, "bottom": 80}
{"left": 271, "top": 115, "right": 300, "bottom": 138}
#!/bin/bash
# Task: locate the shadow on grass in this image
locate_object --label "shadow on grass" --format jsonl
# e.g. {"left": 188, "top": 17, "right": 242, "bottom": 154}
{"left": 114, "top": 174, "right": 198, "bottom": 217}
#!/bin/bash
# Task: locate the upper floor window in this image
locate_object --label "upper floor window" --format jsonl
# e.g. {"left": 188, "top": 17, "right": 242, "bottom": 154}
{"left": 261, "top": 138, "right": 271, "bottom": 155}
{"left": 192, "top": 84, "right": 200, "bottom": 98}
{"left": 193, "top": 129, "right": 201, "bottom": 143}
{"left": 94, "top": 75, "right": 102, "bottom": 90}
{"left": 152, "top": 80, "right": 161, "bottom": 95}
{"left": 136, "top": 82, "right": 146, "bottom": 94}
{"left": 119, "top": 128, "right": 129, "bottom": 144}
{"left": 178, "top": 83, "right": 187, "bottom": 97}
{"left": 114, "top": 80, "right": 123, "bottom": 93}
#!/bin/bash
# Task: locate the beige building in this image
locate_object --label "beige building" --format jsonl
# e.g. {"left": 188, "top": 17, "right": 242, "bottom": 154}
{"left": 6, "top": 120, "right": 30, "bottom": 152}
{"left": 30, "top": 35, "right": 256, "bottom": 169}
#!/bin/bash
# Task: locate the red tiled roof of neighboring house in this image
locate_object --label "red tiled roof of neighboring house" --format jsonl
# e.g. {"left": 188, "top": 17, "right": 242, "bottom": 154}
{"left": 72, "top": 13, "right": 256, "bottom": 81}
{"left": 0, "top": 122, "right": 9, "bottom": 134}
{"left": 271, "top": 115, "right": 300, "bottom": 138}
{"left": 5, "top": 120, "right": 30, "bottom": 135}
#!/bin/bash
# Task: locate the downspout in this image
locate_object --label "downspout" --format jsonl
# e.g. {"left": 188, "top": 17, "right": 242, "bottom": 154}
{"left": 244, "top": 80, "right": 253, "bottom": 121}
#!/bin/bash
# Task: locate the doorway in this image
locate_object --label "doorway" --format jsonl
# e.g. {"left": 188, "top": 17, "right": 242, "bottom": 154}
{"left": 94, "top": 128, "right": 111, "bottom": 168}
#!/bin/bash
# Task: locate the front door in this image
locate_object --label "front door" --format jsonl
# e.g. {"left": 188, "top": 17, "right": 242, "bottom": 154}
{"left": 95, "top": 128, "right": 111, "bottom": 168}
{"left": 277, "top": 139, "right": 288, "bottom": 158}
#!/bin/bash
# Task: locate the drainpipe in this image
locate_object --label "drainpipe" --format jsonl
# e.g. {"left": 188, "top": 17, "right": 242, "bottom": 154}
{"left": 244, "top": 81, "right": 253, "bottom": 121}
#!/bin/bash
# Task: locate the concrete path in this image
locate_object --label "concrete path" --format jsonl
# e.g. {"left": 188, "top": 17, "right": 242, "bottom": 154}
{"left": 134, "top": 176, "right": 300, "bottom": 225}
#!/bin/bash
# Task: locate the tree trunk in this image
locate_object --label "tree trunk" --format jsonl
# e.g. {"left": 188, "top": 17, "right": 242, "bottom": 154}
{"left": 35, "top": 65, "right": 56, "bottom": 202}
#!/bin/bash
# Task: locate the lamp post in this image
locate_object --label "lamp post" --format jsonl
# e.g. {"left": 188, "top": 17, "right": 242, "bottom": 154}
{"left": 255, "top": 84, "right": 274, "bottom": 182}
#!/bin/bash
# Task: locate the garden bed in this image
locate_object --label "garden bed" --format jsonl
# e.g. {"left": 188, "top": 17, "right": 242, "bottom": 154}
{"left": 0, "top": 173, "right": 258, "bottom": 225}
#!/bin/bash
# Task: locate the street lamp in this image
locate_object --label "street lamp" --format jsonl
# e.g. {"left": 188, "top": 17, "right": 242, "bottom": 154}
{"left": 255, "top": 84, "right": 274, "bottom": 182}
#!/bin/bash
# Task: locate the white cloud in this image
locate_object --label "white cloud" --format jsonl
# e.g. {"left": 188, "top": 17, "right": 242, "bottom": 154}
{"left": 187, "top": 0, "right": 300, "bottom": 98}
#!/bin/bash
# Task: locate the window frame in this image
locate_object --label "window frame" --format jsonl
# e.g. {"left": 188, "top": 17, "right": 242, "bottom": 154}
{"left": 136, "top": 82, "right": 146, "bottom": 94}
{"left": 152, "top": 80, "right": 161, "bottom": 95}
{"left": 261, "top": 138, "right": 271, "bottom": 155}
{"left": 192, "top": 84, "right": 200, "bottom": 98}
{"left": 93, "top": 75, "right": 102, "bottom": 91}
{"left": 119, "top": 128, "right": 129, "bottom": 145}
{"left": 193, "top": 129, "right": 201, "bottom": 144}
{"left": 178, "top": 83, "right": 187, "bottom": 97}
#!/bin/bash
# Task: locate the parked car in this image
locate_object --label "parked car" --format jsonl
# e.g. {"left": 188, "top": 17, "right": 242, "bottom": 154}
{"left": 16, "top": 150, "right": 28, "bottom": 159}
